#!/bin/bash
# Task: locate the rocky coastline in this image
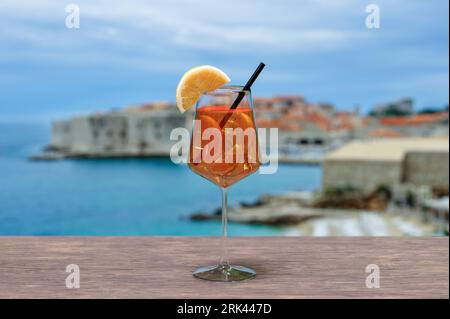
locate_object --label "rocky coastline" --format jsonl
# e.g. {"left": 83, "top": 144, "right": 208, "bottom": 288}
{"left": 187, "top": 190, "right": 447, "bottom": 236}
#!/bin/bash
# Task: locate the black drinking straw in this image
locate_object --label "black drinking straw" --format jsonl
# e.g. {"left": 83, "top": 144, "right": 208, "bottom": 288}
{"left": 219, "top": 62, "right": 265, "bottom": 127}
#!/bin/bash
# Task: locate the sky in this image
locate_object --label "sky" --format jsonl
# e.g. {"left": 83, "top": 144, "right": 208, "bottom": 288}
{"left": 0, "top": 0, "right": 448, "bottom": 122}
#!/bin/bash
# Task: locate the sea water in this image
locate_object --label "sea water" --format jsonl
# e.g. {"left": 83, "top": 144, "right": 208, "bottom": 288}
{"left": 0, "top": 123, "right": 321, "bottom": 235}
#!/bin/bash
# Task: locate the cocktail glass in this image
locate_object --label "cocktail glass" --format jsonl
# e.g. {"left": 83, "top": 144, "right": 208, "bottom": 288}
{"left": 189, "top": 85, "right": 260, "bottom": 281}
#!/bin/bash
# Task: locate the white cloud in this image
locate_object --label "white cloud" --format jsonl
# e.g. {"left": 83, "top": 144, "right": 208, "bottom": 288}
{"left": 0, "top": 0, "right": 371, "bottom": 63}
{"left": 172, "top": 25, "right": 368, "bottom": 52}
{"left": 0, "top": 0, "right": 447, "bottom": 118}
{"left": 0, "top": 0, "right": 447, "bottom": 87}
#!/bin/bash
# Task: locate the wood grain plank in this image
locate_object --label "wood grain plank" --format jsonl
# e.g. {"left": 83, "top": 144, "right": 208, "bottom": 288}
{"left": 0, "top": 237, "right": 448, "bottom": 298}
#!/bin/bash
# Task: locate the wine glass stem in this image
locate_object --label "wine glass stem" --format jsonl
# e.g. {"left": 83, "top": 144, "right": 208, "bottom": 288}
{"left": 219, "top": 187, "right": 229, "bottom": 267}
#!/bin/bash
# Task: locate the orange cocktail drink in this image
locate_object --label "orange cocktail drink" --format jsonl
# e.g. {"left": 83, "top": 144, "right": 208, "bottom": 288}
{"left": 176, "top": 62, "right": 265, "bottom": 281}
{"left": 189, "top": 105, "right": 260, "bottom": 188}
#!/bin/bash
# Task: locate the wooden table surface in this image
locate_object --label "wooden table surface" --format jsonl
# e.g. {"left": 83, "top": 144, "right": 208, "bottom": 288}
{"left": 0, "top": 237, "right": 448, "bottom": 299}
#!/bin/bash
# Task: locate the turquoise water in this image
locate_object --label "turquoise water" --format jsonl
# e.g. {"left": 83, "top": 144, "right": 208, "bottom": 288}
{"left": 0, "top": 123, "right": 321, "bottom": 235}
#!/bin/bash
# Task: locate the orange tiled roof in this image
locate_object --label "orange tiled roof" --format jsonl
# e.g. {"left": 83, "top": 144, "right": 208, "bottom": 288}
{"left": 282, "top": 114, "right": 305, "bottom": 121}
{"left": 336, "top": 122, "right": 355, "bottom": 131}
{"left": 379, "top": 112, "right": 448, "bottom": 126}
{"left": 307, "top": 112, "right": 333, "bottom": 131}
{"left": 279, "top": 123, "right": 304, "bottom": 132}
{"left": 271, "top": 95, "right": 304, "bottom": 102}
{"left": 333, "top": 112, "right": 354, "bottom": 129}
{"left": 256, "top": 119, "right": 281, "bottom": 128}
{"left": 274, "top": 111, "right": 333, "bottom": 131}
{"left": 369, "top": 128, "right": 403, "bottom": 138}
{"left": 254, "top": 97, "right": 273, "bottom": 103}
{"left": 335, "top": 111, "right": 352, "bottom": 119}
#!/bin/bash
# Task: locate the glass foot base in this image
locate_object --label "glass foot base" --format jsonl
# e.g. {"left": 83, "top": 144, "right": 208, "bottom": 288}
{"left": 193, "top": 264, "right": 256, "bottom": 282}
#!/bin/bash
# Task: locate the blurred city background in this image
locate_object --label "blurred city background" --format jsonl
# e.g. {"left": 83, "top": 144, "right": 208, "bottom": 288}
{"left": 0, "top": 1, "right": 448, "bottom": 236}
